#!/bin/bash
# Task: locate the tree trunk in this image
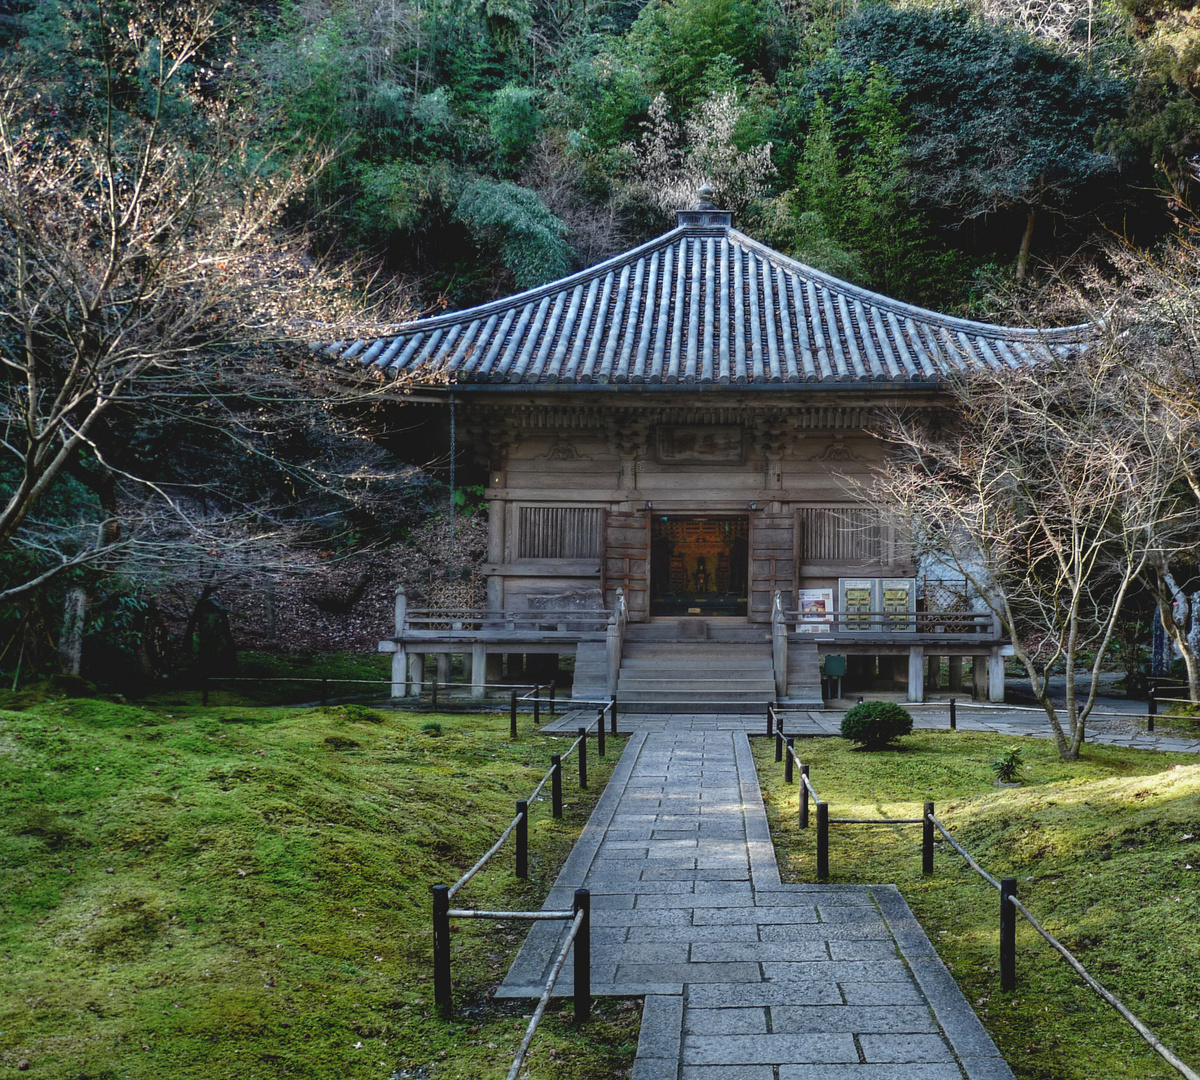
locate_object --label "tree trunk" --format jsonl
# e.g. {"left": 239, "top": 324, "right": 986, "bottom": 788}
{"left": 58, "top": 587, "right": 87, "bottom": 676}
{"left": 1016, "top": 208, "right": 1036, "bottom": 281}
{"left": 1156, "top": 572, "right": 1200, "bottom": 703}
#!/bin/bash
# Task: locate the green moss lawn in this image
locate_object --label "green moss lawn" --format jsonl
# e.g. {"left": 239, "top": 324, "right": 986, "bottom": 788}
{"left": 753, "top": 731, "right": 1200, "bottom": 1080}
{"left": 0, "top": 697, "right": 636, "bottom": 1079}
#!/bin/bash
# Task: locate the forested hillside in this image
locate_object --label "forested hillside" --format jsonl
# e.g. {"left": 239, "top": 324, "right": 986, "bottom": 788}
{"left": 193, "top": 0, "right": 1200, "bottom": 307}
{"left": 3, "top": 0, "right": 1200, "bottom": 687}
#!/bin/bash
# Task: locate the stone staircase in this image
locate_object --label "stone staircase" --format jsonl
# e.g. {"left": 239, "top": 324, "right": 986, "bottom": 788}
{"left": 616, "top": 630, "right": 776, "bottom": 713}
{"left": 572, "top": 622, "right": 824, "bottom": 710}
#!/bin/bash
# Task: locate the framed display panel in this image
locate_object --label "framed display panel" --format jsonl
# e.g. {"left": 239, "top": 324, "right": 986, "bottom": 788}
{"left": 797, "top": 588, "right": 835, "bottom": 633}
{"left": 880, "top": 578, "right": 917, "bottom": 633}
{"left": 838, "top": 578, "right": 877, "bottom": 633}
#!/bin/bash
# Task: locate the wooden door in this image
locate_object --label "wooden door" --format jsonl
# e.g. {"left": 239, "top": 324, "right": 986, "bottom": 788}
{"left": 749, "top": 512, "right": 797, "bottom": 621}
{"left": 603, "top": 510, "right": 650, "bottom": 620}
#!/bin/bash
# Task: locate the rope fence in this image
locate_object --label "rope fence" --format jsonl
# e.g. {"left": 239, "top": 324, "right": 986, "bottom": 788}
{"left": 430, "top": 703, "right": 623, "bottom": 1047}
{"left": 774, "top": 743, "right": 1199, "bottom": 1080}
{"left": 505, "top": 895, "right": 591, "bottom": 1080}
{"left": 769, "top": 694, "right": 1198, "bottom": 739}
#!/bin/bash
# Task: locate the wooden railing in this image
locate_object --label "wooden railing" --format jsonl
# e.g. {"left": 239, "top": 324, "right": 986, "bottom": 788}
{"left": 403, "top": 608, "right": 611, "bottom": 633}
{"left": 781, "top": 607, "right": 1001, "bottom": 637}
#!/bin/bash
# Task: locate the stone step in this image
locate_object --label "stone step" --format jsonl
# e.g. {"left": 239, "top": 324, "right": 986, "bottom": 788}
{"left": 617, "top": 679, "right": 774, "bottom": 691}
{"left": 571, "top": 641, "right": 609, "bottom": 700}
{"left": 615, "top": 696, "right": 772, "bottom": 713}
{"left": 618, "top": 661, "right": 773, "bottom": 674}
{"left": 624, "top": 622, "right": 772, "bottom": 644}
{"left": 619, "top": 643, "right": 777, "bottom": 662}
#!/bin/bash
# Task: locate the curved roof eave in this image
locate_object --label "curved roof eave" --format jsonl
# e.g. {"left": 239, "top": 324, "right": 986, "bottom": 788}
{"left": 317, "top": 216, "right": 1093, "bottom": 388}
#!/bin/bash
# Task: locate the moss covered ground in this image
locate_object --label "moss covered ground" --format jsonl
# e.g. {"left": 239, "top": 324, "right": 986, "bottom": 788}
{"left": 0, "top": 696, "right": 637, "bottom": 1079}
{"left": 753, "top": 731, "right": 1200, "bottom": 1080}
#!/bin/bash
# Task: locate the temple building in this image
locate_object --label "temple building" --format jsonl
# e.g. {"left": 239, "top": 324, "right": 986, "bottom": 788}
{"left": 319, "top": 195, "right": 1086, "bottom": 711}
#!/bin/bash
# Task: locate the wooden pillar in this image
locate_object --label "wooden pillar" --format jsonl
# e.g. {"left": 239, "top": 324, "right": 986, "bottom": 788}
{"left": 908, "top": 646, "right": 925, "bottom": 703}
{"left": 486, "top": 654, "right": 503, "bottom": 683}
{"left": 948, "top": 655, "right": 963, "bottom": 692}
{"left": 972, "top": 655, "right": 988, "bottom": 700}
{"left": 927, "top": 654, "right": 941, "bottom": 691}
{"left": 471, "top": 644, "right": 487, "bottom": 699}
{"left": 487, "top": 497, "right": 505, "bottom": 613}
{"left": 437, "top": 653, "right": 451, "bottom": 688}
{"left": 409, "top": 652, "right": 426, "bottom": 694}
{"left": 390, "top": 647, "right": 408, "bottom": 698}
{"left": 988, "top": 648, "right": 1005, "bottom": 703}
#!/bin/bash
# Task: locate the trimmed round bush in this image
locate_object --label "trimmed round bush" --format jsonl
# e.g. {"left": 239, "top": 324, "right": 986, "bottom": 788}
{"left": 840, "top": 700, "right": 914, "bottom": 748}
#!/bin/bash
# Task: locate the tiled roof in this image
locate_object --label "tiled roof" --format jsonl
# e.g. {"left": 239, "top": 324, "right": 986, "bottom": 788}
{"left": 318, "top": 210, "right": 1089, "bottom": 387}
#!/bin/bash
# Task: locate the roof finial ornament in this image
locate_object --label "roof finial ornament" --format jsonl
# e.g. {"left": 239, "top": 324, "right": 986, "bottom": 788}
{"left": 694, "top": 183, "right": 718, "bottom": 210}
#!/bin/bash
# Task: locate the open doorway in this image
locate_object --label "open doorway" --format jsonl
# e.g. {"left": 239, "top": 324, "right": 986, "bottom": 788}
{"left": 649, "top": 515, "right": 749, "bottom": 617}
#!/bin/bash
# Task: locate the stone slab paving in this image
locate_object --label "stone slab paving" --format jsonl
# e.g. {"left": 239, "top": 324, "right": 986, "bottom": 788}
{"left": 497, "top": 726, "right": 1017, "bottom": 1079}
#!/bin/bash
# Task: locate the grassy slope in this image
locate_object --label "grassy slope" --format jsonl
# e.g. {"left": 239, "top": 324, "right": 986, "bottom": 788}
{"left": 753, "top": 731, "right": 1200, "bottom": 1080}
{"left": 0, "top": 699, "right": 637, "bottom": 1080}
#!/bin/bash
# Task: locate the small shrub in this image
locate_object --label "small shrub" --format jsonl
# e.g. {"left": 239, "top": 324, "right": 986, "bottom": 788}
{"left": 840, "top": 700, "right": 913, "bottom": 748}
{"left": 992, "top": 745, "right": 1023, "bottom": 783}
{"left": 421, "top": 721, "right": 443, "bottom": 737}
{"left": 342, "top": 704, "right": 386, "bottom": 724}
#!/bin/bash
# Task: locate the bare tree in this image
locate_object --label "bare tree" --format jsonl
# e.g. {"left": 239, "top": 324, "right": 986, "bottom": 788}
{"left": 874, "top": 352, "right": 1192, "bottom": 759}
{"left": 626, "top": 91, "right": 776, "bottom": 218}
{"left": 0, "top": 2, "right": 435, "bottom": 684}
{"left": 0, "top": 2, "right": 428, "bottom": 605}
{"left": 1100, "top": 238, "right": 1200, "bottom": 702}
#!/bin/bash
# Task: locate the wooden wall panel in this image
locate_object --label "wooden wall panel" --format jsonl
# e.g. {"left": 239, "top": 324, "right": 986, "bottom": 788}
{"left": 604, "top": 510, "right": 650, "bottom": 620}
{"left": 749, "top": 513, "right": 796, "bottom": 621}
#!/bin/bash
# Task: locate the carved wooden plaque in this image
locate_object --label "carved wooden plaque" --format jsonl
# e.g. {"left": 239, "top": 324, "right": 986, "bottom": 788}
{"left": 655, "top": 425, "right": 744, "bottom": 465}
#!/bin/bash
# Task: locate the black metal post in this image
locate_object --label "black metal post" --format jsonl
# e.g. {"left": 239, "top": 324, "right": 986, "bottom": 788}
{"left": 550, "top": 680, "right": 556, "bottom": 715}
{"left": 767, "top": 705, "right": 774, "bottom": 737}
{"left": 201, "top": 672, "right": 209, "bottom": 707}
{"left": 551, "top": 754, "right": 563, "bottom": 818}
{"left": 785, "top": 737, "right": 794, "bottom": 783}
{"left": 533, "top": 685, "right": 540, "bottom": 725}
{"left": 578, "top": 727, "right": 588, "bottom": 789}
{"left": 949, "top": 697, "right": 957, "bottom": 730}
{"left": 775, "top": 728, "right": 783, "bottom": 763}
{"left": 516, "top": 800, "right": 528, "bottom": 878}
{"left": 510, "top": 689, "right": 518, "bottom": 739}
{"left": 431, "top": 677, "right": 438, "bottom": 710}
{"left": 1148, "top": 685, "right": 1156, "bottom": 733}
{"left": 1000, "top": 877, "right": 1017, "bottom": 992}
{"left": 922, "top": 801, "right": 934, "bottom": 876}
{"left": 320, "top": 675, "right": 328, "bottom": 707}
{"left": 573, "top": 888, "right": 591, "bottom": 1023}
{"left": 611, "top": 696, "right": 618, "bottom": 734}
{"left": 432, "top": 884, "right": 452, "bottom": 1016}
{"left": 597, "top": 709, "right": 606, "bottom": 756}
{"left": 816, "top": 802, "right": 829, "bottom": 880}
{"left": 799, "top": 765, "right": 810, "bottom": 829}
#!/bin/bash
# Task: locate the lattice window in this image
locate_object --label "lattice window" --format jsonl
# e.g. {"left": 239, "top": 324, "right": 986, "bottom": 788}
{"left": 518, "top": 507, "right": 603, "bottom": 559}
{"left": 799, "top": 507, "right": 886, "bottom": 563}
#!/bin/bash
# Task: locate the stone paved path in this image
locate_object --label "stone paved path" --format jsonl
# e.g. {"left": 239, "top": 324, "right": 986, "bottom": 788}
{"left": 498, "top": 727, "right": 1015, "bottom": 1079}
